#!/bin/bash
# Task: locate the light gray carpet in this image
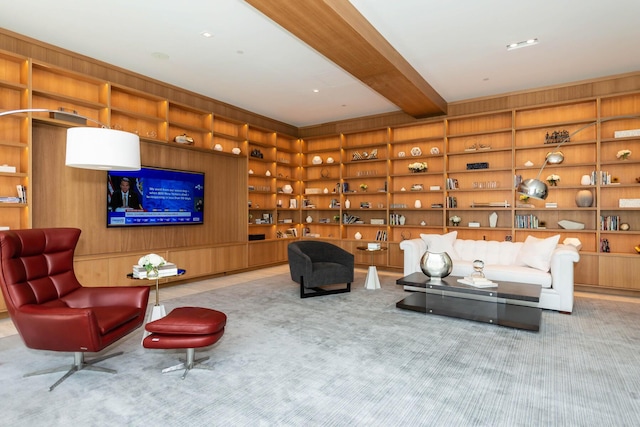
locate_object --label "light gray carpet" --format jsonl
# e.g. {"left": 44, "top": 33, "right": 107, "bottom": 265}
{"left": 1, "top": 269, "right": 639, "bottom": 426}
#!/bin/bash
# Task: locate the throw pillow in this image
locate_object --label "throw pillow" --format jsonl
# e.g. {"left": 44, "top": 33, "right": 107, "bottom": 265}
{"left": 420, "top": 231, "right": 458, "bottom": 259}
{"left": 515, "top": 234, "right": 560, "bottom": 271}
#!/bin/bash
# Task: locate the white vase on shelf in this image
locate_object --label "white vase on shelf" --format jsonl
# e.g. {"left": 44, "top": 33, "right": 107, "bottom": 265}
{"left": 354, "top": 232, "right": 362, "bottom": 240}
{"left": 414, "top": 200, "right": 422, "bottom": 208}
{"left": 489, "top": 212, "right": 498, "bottom": 228}
{"left": 345, "top": 198, "right": 351, "bottom": 209}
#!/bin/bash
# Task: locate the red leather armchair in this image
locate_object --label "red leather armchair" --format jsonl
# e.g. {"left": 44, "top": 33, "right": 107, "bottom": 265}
{"left": 0, "top": 228, "right": 150, "bottom": 391}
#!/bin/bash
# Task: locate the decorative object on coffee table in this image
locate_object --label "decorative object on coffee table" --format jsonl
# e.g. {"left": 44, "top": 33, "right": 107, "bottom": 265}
{"left": 471, "top": 259, "right": 485, "bottom": 278}
{"left": 419, "top": 251, "right": 453, "bottom": 280}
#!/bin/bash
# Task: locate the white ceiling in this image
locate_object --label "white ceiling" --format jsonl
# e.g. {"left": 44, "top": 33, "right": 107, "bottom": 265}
{"left": 1, "top": 0, "right": 640, "bottom": 127}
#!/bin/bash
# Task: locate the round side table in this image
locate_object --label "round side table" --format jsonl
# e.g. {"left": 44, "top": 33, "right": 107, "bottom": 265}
{"left": 128, "top": 269, "right": 185, "bottom": 341}
{"left": 356, "top": 246, "right": 387, "bottom": 290}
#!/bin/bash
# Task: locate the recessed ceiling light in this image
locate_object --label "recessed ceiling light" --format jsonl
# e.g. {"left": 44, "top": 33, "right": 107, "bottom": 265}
{"left": 506, "top": 38, "right": 539, "bottom": 51}
{"left": 200, "top": 31, "right": 213, "bottom": 38}
{"left": 313, "top": 89, "right": 320, "bottom": 93}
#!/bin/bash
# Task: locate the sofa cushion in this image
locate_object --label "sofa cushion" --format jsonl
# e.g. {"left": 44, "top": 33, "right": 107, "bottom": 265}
{"left": 420, "top": 231, "right": 458, "bottom": 259}
{"left": 515, "top": 234, "right": 560, "bottom": 272}
{"left": 453, "top": 239, "right": 523, "bottom": 265}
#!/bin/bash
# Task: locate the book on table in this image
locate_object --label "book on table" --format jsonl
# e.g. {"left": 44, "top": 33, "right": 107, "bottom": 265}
{"left": 457, "top": 277, "right": 498, "bottom": 288}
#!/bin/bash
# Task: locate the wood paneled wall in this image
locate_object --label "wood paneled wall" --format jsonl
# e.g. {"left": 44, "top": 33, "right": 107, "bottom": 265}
{"left": 0, "top": 28, "right": 297, "bottom": 136}
{"left": 32, "top": 123, "right": 247, "bottom": 257}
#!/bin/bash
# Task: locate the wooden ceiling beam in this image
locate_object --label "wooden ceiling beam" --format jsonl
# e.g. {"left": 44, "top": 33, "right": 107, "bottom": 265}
{"left": 245, "top": 0, "right": 447, "bottom": 118}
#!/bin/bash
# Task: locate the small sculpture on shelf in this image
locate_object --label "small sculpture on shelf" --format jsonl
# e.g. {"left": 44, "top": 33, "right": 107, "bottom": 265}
{"left": 174, "top": 134, "right": 194, "bottom": 145}
{"left": 545, "top": 130, "right": 570, "bottom": 144}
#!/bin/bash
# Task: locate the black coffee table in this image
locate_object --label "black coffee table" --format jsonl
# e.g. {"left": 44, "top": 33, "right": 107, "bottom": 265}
{"left": 396, "top": 272, "right": 542, "bottom": 331}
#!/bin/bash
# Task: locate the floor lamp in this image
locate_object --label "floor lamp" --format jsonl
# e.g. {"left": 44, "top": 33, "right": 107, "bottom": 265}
{"left": 516, "top": 115, "right": 639, "bottom": 200}
{"left": 0, "top": 108, "right": 140, "bottom": 171}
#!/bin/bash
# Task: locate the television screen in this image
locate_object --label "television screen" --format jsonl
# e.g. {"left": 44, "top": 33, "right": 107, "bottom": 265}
{"left": 107, "top": 166, "right": 204, "bottom": 227}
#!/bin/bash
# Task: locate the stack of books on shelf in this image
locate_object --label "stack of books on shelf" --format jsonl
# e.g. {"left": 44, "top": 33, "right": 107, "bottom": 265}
{"left": 598, "top": 171, "right": 612, "bottom": 185}
{"left": 132, "top": 262, "right": 178, "bottom": 279}
{"left": 0, "top": 196, "right": 21, "bottom": 203}
{"left": 600, "top": 215, "right": 620, "bottom": 231}
{"left": 515, "top": 214, "right": 539, "bottom": 229}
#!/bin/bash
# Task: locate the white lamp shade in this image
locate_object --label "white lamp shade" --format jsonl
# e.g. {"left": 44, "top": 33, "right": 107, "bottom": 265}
{"left": 65, "top": 127, "right": 141, "bottom": 170}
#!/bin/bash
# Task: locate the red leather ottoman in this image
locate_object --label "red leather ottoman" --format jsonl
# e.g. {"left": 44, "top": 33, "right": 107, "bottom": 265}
{"left": 143, "top": 307, "right": 227, "bottom": 379}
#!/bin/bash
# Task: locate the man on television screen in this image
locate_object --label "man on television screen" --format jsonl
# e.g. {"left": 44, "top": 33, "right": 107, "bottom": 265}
{"left": 109, "top": 177, "right": 142, "bottom": 211}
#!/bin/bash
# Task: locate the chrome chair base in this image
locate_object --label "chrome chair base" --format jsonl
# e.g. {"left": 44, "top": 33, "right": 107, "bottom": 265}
{"left": 160, "top": 348, "right": 214, "bottom": 380}
{"left": 24, "top": 351, "right": 122, "bottom": 391}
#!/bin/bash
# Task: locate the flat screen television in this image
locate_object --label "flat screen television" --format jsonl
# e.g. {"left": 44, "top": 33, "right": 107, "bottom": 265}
{"left": 107, "top": 166, "right": 204, "bottom": 227}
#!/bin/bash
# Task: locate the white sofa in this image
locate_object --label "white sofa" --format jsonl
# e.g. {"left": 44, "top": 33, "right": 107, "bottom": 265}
{"left": 399, "top": 231, "right": 580, "bottom": 313}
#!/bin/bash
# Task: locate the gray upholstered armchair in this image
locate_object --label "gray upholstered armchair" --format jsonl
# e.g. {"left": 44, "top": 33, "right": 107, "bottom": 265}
{"left": 287, "top": 241, "right": 354, "bottom": 298}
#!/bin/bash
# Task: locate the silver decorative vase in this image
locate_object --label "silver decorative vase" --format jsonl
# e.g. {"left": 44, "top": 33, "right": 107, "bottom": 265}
{"left": 575, "top": 189, "right": 594, "bottom": 207}
{"left": 420, "top": 251, "right": 453, "bottom": 280}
